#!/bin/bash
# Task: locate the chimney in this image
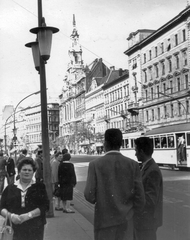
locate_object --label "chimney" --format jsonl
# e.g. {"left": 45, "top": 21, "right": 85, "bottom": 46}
{"left": 119, "top": 68, "right": 123, "bottom": 76}
{"left": 110, "top": 66, "right": 115, "bottom": 70}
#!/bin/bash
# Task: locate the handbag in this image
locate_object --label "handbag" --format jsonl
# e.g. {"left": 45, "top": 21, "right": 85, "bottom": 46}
{"left": 53, "top": 183, "right": 61, "bottom": 197}
{"left": 0, "top": 213, "right": 14, "bottom": 240}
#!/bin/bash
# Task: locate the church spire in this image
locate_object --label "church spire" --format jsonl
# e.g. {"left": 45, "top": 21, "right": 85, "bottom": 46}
{"left": 71, "top": 14, "right": 79, "bottom": 38}
{"left": 68, "top": 14, "right": 83, "bottom": 69}
{"left": 73, "top": 14, "right": 76, "bottom": 28}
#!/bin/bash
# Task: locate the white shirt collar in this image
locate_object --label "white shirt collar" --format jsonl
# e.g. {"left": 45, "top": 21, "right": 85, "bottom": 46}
{"left": 105, "top": 150, "right": 120, "bottom": 155}
{"left": 14, "top": 179, "right": 36, "bottom": 192}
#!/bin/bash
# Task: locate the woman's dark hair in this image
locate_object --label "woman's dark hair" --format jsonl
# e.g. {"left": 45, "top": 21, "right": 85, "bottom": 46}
{"left": 62, "top": 153, "right": 71, "bottom": 161}
{"left": 62, "top": 148, "right": 68, "bottom": 155}
{"left": 134, "top": 137, "right": 154, "bottom": 156}
{"left": 17, "top": 157, "right": 37, "bottom": 173}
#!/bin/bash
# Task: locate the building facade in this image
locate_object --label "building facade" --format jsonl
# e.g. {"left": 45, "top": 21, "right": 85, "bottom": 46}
{"left": 25, "top": 102, "right": 59, "bottom": 151}
{"left": 125, "top": 6, "right": 190, "bottom": 130}
{"left": 102, "top": 68, "right": 130, "bottom": 131}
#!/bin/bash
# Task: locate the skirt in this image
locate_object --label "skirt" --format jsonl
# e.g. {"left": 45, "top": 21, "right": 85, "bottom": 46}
{"left": 60, "top": 184, "right": 73, "bottom": 201}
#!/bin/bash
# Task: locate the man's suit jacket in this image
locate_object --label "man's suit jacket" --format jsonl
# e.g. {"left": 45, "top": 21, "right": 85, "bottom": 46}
{"left": 135, "top": 158, "right": 163, "bottom": 230}
{"left": 84, "top": 151, "right": 145, "bottom": 230}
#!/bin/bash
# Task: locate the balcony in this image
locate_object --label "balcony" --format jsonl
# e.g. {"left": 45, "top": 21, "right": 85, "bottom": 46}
{"left": 120, "top": 110, "right": 128, "bottom": 119}
{"left": 104, "top": 115, "right": 110, "bottom": 123}
{"left": 132, "top": 86, "right": 138, "bottom": 92}
{"left": 128, "top": 102, "right": 139, "bottom": 115}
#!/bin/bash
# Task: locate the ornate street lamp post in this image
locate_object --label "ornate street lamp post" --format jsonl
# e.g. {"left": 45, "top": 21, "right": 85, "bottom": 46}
{"left": 25, "top": 0, "right": 59, "bottom": 217}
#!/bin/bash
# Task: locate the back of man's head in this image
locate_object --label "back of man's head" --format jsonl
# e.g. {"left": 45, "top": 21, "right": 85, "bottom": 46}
{"left": 134, "top": 137, "right": 153, "bottom": 157}
{"left": 22, "top": 149, "right": 27, "bottom": 155}
{"left": 104, "top": 128, "right": 122, "bottom": 151}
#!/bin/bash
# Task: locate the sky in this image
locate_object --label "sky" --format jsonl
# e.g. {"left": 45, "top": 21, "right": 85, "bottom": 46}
{"left": 0, "top": 0, "right": 188, "bottom": 119}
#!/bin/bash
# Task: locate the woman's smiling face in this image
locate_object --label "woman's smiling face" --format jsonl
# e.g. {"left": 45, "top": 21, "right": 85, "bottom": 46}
{"left": 19, "top": 164, "right": 34, "bottom": 182}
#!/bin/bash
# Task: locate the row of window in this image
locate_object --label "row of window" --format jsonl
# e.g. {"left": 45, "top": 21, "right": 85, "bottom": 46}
{"left": 144, "top": 74, "right": 189, "bottom": 101}
{"left": 105, "top": 86, "right": 129, "bottom": 104}
{"left": 143, "top": 50, "right": 187, "bottom": 82}
{"left": 105, "top": 103, "right": 128, "bottom": 117}
{"left": 145, "top": 100, "right": 190, "bottom": 122}
{"left": 143, "top": 29, "right": 186, "bottom": 63}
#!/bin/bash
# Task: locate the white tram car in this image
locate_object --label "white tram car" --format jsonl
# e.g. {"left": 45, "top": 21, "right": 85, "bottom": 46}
{"left": 120, "top": 123, "right": 190, "bottom": 170}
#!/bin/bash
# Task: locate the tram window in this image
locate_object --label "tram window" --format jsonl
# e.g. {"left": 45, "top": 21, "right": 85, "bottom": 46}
{"left": 168, "top": 135, "right": 174, "bottom": 148}
{"left": 122, "top": 140, "right": 124, "bottom": 148}
{"left": 187, "top": 133, "right": 190, "bottom": 146}
{"left": 154, "top": 137, "right": 161, "bottom": 148}
{"left": 125, "top": 139, "right": 129, "bottom": 148}
{"left": 131, "top": 139, "right": 135, "bottom": 148}
{"left": 161, "top": 136, "right": 167, "bottom": 148}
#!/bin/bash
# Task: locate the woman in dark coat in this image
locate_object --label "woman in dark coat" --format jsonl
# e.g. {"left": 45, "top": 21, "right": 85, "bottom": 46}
{"left": 0, "top": 157, "right": 49, "bottom": 240}
{"left": 58, "top": 153, "right": 76, "bottom": 213}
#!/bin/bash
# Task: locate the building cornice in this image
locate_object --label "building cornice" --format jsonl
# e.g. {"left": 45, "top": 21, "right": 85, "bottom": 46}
{"left": 124, "top": 6, "right": 190, "bottom": 56}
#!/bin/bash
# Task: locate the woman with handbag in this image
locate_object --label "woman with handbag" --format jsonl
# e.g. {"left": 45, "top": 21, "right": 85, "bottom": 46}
{"left": 58, "top": 153, "right": 76, "bottom": 213}
{"left": 0, "top": 157, "right": 49, "bottom": 240}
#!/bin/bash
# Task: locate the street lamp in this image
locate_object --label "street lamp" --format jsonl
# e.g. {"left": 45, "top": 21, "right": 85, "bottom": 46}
{"left": 25, "top": 0, "right": 59, "bottom": 218}
{"left": 13, "top": 91, "right": 40, "bottom": 161}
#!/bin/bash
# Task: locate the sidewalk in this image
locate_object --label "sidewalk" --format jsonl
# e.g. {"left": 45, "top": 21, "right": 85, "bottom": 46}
{"left": 0, "top": 203, "right": 93, "bottom": 240}
{"left": 44, "top": 206, "right": 94, "bottom": 240}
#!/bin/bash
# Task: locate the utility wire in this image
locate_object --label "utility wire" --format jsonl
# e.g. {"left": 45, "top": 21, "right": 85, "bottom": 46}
{"left": 11, "top": 0, "right": 121, "bottom": 69}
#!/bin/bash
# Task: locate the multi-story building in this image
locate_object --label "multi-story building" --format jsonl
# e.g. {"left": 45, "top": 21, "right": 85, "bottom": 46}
{"left": 85, "top": 58, "right": 110, "bottom": 152}
{"left": 59, "top": 15, "right": 86, "bottom": 151}
{"left": 85, "top": 58, "right": 110, "bottom": 132}
{"left": 102, "top": 68, "right": 130, "bottom": 131}
{"left": 25, "top": 102, "right": 59, "bottom": 151}
{"left": 125, "top": 6, "right": 190, "bottom": 130}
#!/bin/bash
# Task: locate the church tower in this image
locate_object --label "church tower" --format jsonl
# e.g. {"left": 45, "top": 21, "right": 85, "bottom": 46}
{"left": 59, "top": 14, "right": 86, "bottom": 150}
{"left": 68, "top": 14, "right": 84, "bottom": 72}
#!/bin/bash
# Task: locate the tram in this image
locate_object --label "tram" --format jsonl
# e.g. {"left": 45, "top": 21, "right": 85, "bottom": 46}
{"left": 120, "top": 122, "right": 190, "bottom": 169}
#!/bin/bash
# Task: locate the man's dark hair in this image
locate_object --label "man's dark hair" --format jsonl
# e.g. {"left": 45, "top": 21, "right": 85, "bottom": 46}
{"left": 22, "top": 149, "right": 27, "bottom": 155}
{"left": 134, "top": 137, "right": 154, "bottom": 156}
{"left": 62, "top": 148, "right": 68, "bottom": 155}
{"left": 104, "top": 128, "right": 122, "bottom": 150}
{"left": 37, "top": 150, "right": 43, "bottom": 155}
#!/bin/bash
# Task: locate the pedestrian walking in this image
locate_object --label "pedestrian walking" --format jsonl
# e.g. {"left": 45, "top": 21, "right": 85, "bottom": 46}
{"left": 51, "top": 151, "right": 62, "bottom": 211}
{"left": 16, "top": 149, "right": 27, "bottom": 167}
{"left": 134, "top": 137, "right": 163, "bottom": 240}
{"left": 58, "top": 153, "right": 76, "bottom": 213}
{"left": 0, "top": 157, "right": 49, "bottom": 240}
{"left": 84, "top": 128, "right": 145, "bottom": 240}
{"left": 35, "top": 150, "right": 43, "bottom": 182}
{"left": 0, "top": 152, "right": 7, "bottom": 194}
{"left": 6, "top": 153, "right": 16, "bottom": 185}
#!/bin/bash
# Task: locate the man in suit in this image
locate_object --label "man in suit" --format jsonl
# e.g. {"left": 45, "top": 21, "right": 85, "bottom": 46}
{"left": 35, "top": 150, "right": 43, "bottom": 182}
{"left": 6, "top": 153, "right": 16, "bottom": 185}
{"left": 84, "top": 128, "right": 145, "bottom": 240}
{"left": 134, "top": 137, "right": 163, "bottom": 240}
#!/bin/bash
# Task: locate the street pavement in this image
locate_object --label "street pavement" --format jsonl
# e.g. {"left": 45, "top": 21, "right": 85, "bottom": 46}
{"left": 44, "top": 204, "right": 94, "bottom": 240}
